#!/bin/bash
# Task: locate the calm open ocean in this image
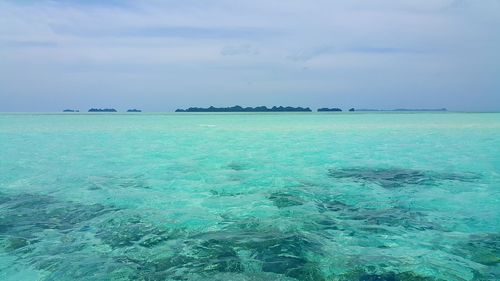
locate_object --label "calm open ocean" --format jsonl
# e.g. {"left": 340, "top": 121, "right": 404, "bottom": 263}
{"left": 0, "top": 113, "right": 499, "bottom": 281}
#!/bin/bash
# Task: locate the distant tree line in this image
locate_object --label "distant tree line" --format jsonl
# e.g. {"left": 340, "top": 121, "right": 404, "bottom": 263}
{"left": 175, "top": 106, "right": 312, "bottom": 112}
{"left": 88, "top": 108, "right": 117, "bottom": 112}
{"left": 83, "top": 108, "right": 143, "bottom": 112}
{"left": 317, "top": 108, "right": 342, "bottom": 112}
{"left": 63, "top": 106, "right": 445, "bottom": 113}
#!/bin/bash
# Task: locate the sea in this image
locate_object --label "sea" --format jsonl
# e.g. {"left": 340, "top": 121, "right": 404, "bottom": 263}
{"left": 0, "top": 112, "right": 499, "bottom": 281}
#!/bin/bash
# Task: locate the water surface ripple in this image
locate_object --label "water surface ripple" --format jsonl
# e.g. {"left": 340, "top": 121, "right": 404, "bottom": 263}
{"left": 0, "top": 113, "right": 499, "bottom": 280}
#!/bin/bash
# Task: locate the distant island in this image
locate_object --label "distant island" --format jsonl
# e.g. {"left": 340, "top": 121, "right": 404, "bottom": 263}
{"left": 175, "top": 106, "right": 312, "bottom": 112}
{"left": 88, "top": 108, "right": 117, "bottom": 112}
{"left": 355, "top": 108, "right": 447, "bottom": 112}
{"left": 74, "top": 107, "right": 447, "bottom": 113}
{"left": 317, "top": 108, "right": 342, "bottom": 112}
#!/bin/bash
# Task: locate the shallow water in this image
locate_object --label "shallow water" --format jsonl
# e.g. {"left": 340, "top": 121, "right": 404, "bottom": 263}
{"left": 0, "top": 112, "right": 499, "bottom": 281}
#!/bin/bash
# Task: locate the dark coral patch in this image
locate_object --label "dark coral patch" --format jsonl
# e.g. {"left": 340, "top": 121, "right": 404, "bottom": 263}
{"left": 328, "top": 167, "right": 479, "bottom": 188}
{"left": 456, "top": 233, "right": 500, "bottom": 266}
{"left": 338, "top": 269, "right": 440, "bottom": 281}
{"left": 269, "top": 191, "right": 305, "bottom": 208}
{"left": 227, "top": 162, "right": 248, "bottom": 171}
{"left": 95, "top": 215, "right": 172, "bottom": 249}
{"left": 0, "top": 193, "right": 114, "bottom": 239}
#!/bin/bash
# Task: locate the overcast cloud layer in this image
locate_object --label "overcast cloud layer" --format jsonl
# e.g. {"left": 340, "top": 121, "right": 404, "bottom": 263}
{"left": 0, "top": 0, "right": 499, "bottom": 112}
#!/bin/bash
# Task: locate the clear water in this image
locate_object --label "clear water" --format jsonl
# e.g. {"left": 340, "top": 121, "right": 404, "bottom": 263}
{"left": 0, "top": 113, "right": 499, "bottom": 281}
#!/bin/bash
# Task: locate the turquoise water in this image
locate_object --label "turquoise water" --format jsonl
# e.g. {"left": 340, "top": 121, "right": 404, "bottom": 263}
{"left": 0, "top": 113, "right": 499, "bottom": 281}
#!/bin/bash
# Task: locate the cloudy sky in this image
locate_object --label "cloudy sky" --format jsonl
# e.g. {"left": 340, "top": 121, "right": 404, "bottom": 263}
{"left": 0, "top": 0, "right": 499, "bottom": 112}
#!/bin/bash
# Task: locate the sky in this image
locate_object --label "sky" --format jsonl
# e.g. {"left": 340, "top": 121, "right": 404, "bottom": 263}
{"left": 0, "top": 0, "right": 499, "bottom": 112}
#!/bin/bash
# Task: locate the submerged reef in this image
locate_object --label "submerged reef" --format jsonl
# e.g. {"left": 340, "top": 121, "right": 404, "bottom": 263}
{"left": 0, "top": 193, "right": 114, "bottom": 241}
{"left": 328, "top": 167, "right": 479, "bottom": 188}
{"left": 186, "top": 226, "right": 324, "bottom": 280}
{"left": 269, "top": 191, "right": 306, "bottom": 208}
{"left": 175, "top": 105, "right": 312, "bottom": 112}
{"left": 1, "top": 184, "right": 497, "bottom": 280}
{"left": 0, "top": 192, "right": 182, "bottom": 280}
{"left": 337, "top": 269, "right": 440, "bottom": 281}
{"left": 95, "top": 214, "right": 172, "bottom": 249}
{"left": 453, "top": 233, "right": 500, "bottom": 267}
{"left": 88, "top": 108, "right": 117, "bottom": 112}
{"left": 226, "top": 162, "right": 249, "bottom": 171}
{"left": 0, "top": 192, "right": 323, "bottom": 280}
